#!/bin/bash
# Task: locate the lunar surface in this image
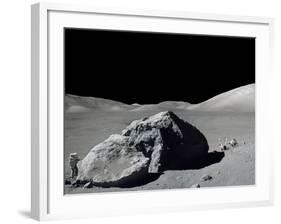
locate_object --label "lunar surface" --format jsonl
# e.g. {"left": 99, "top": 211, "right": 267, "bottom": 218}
{"left": 64, "top": 84, "right": 255, "bottom": 194}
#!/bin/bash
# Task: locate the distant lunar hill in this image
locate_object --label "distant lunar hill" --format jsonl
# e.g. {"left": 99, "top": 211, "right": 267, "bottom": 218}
{"left": 65, "top": 94, "right": 135, "bottom": 112}
{"left": 157, "top": 101, "right": 191, "bottom": 110}
{"left": 131, "top": 104, "right": 160, "bottom": 112}
{"left": 65, "top": 84, "right": 254, "bottom": 113}
{"left": 188, "top": 84, "right": 255, "bottom": 112}
{"left": 131, "top": 101, "right": 191, "bottom": 112}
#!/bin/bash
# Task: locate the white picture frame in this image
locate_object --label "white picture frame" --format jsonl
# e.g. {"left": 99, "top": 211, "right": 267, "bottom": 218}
{"left": 31, "top": 2, "right": 274, "bottom": 221}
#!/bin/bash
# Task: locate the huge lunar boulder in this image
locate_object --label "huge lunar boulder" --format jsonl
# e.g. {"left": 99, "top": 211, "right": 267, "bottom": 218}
{"left": 77, "top": 111, "right": 209, "bottom": 186}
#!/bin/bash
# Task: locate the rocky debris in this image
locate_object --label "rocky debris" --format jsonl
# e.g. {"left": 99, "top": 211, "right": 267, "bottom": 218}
{"left": 229, "top": 138, "right": 238, "bottom": 147}
{"left": 201, "top": 174, "right": 213, "bottom": 182}
{"left": 219, "top": 143, "right": 229, "bottom": 151}
{"left": 190, "top": 183, "right": 200, "bottom": 188}
{"left": 218, "top": 138, "right": 229, "bottom": 151}
{"left": 218, "top": 137, "right": 239, "bottom": 151}
{"left": 77, "top": 111, "right": 209, "bottom": 187}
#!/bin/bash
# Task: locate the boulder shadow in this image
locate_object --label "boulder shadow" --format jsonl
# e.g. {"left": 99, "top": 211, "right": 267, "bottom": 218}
{"left": 167, "top": 151, "right": 225, "bottom": 170}
{"left": 78, "top": 151, "right": 224, "bottom": 189}
{"left": 92, "top": 172, "right": 163, "bottom": 188}
{"left": 91, "top": 151, "right": 224, "bottom": 188}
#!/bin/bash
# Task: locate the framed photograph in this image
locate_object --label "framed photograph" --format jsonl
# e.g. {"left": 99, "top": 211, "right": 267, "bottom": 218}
{"left": 31, "top": 2, "right": 274, "bottom": 221}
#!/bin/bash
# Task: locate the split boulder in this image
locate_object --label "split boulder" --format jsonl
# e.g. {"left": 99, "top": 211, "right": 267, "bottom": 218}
{"left": 77, "top": 111, "right": 209, "bottom": 187}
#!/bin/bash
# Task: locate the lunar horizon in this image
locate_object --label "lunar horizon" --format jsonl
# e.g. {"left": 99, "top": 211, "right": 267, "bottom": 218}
{"left": 65, "top": 83, "right": 255, "bottom": 113}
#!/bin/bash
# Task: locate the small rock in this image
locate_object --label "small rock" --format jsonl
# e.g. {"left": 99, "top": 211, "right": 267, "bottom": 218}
{"left": 229, "top": 138, "right": 238, "bottom": 147}
{"left": 219, "top": 143, "right": 228, "bottom": 151}
{"left": 201, "top": 174, "right": 213, "bottom": 181}
{"left": 190, "top": 184, "right": 200, "bottom": 188}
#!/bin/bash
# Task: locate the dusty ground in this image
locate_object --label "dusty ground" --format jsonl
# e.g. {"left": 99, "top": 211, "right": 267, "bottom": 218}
{"left": 64, "top": 109, "right": 255, "bottom": 194}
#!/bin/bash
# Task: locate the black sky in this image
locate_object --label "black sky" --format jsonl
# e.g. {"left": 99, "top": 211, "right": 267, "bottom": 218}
{"left": 64, "top": 28, "right": 255, "bottom": 104}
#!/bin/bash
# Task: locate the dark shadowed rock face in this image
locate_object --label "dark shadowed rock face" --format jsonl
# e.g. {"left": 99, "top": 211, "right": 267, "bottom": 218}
{"left": 77, "top": 111, "right": 209, "bottom": 186}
